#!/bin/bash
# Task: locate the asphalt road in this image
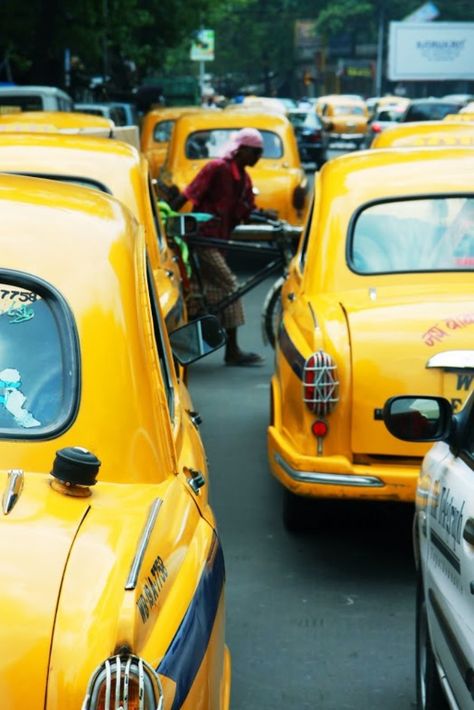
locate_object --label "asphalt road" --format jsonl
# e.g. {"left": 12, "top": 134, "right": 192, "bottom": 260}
{"left": 187, "top": 257, "right": 418, "bottom": 709}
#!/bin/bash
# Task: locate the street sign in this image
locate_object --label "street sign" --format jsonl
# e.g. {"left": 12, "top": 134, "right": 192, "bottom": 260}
{"left": 190, "top": 29, "right": 215, "bottom": 62}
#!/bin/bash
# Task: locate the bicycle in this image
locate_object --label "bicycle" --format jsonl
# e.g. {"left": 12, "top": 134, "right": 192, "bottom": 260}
{"left": 165, "top": 212, "right": 302, "bottom": 348}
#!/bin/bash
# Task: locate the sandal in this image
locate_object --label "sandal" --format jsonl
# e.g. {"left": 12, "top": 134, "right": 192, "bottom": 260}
{"left": 225, "top": 351, "right": 265, "bottom": 367}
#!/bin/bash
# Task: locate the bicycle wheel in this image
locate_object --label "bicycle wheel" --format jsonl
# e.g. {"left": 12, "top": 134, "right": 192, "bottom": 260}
{"left": 262, "top": 277, "right": 284, "bottom": 349}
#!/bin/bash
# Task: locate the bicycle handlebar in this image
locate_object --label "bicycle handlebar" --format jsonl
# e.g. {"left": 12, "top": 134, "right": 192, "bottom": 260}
{"left": 232, "top": 221, "right": 302, "bottom": 240}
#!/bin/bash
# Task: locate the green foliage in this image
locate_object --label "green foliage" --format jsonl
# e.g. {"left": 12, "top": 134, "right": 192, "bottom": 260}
{"left": 0, "top": 0, "right": 225, "bottom": 86}
{"left": 316, "top": 0, "right": 374, "bottom": 38}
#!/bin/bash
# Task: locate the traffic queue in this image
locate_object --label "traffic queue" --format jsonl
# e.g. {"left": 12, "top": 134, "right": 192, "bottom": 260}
{"left": 0, "top": 90, "right": 472, "bottom": 710}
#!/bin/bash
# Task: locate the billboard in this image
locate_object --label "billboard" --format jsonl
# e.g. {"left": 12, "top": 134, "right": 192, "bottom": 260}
{"left": 388, "top": 22, "right": 474, "bottom": 80}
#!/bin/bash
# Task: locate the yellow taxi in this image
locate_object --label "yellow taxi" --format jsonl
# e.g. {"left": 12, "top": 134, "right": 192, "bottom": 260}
{"left": 0, "top": 132, "right": 185, "bottom": 330}
{"left": 0, "top": 173, "right": 230, "bottom": 709}
{"left": 0, "top": 110, "right": 115, "bottom": 133}
{"left": 371, "top": 119, "right": 474, "bottom": 148}
{"left": 316, "top": 95, "right": 368, "bottom": 148}
{"left": 140, "top": 106, "right": 203, "bottom": 178}
{"left": 444, "top": 111, "right": 474, "bottom": 122}
{"left": 268, "top": 147, "right": 474, "bottom": 528}
{"left": 159, "top": 109, "right": 309, "bottom": 226}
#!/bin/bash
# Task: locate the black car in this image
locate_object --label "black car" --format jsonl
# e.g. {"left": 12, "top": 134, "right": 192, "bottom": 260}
{"left": 400, "top": 97, "right": 465, "bottom": 122}
{"left": 288, "top": 109, "right": 328, "bottom": 168}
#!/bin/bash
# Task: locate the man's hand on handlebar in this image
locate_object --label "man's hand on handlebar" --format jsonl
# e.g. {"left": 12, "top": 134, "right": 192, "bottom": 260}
{"left": 249, "top": 208, "right": 280, "bottom": 225}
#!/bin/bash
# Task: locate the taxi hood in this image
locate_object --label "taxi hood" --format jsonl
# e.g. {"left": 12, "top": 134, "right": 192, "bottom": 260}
{"left": 0, "top": 472, "right": 90, "bottom": 709}
{"left": 339, "top": 287, "right": 474, "bottom": 455}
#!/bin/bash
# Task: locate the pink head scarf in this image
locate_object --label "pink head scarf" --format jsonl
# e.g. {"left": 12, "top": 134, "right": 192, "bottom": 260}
{"left": 219, "top": 127, "right": 264, "bottom": 159}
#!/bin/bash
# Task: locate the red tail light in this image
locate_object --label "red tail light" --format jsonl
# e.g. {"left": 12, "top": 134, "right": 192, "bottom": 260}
{"left": 371, "top": 122, "right": 382, "bottom": 133}
{"left": 303, "top": 350, "right": 339, "bottom": 416}
{"left": 308, "top": 131, "right": 322, "bottom": 143}
{"left": 312, "top": 419, "right": 329, "bottom": 437}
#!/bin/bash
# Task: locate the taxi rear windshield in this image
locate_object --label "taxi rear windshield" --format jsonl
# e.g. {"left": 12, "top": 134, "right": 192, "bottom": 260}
{"left": 0, "top": 274, "right": 78, "bottom": 438}
{"left": 185, "top": 129, "right": 283, "bottom": 159}
{"left": 333, "top": 105, "right": 365, "bottom": 116}
{"left": 350, "top": 196, "right": 474, "bottom": 273}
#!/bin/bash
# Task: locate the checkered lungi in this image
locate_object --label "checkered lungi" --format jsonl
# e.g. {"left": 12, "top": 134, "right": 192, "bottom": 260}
{"left": 186, "top": 247, "right": 244, "bottom": 329}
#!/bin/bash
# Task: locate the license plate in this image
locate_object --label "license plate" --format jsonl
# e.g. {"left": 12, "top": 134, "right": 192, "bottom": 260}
{"left": 444, "top": 370, "right": 474, "bottom": 413}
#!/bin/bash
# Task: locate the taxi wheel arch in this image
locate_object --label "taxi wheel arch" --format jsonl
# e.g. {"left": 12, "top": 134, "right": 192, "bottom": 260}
{"left": 262, "top": 278, "right": 284, "bottom": 349}
{"left": 416, "top": 578, "right": 449, "bottom": 710}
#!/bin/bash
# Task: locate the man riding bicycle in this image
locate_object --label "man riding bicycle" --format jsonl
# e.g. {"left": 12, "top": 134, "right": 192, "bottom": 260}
{"left": 169, "top": 127, "right": 266, "bottom": 367}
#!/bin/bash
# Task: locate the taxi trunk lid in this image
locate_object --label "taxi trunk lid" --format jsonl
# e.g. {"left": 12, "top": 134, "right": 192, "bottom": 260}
{"left": 343, "top": 289, "right": 474, "bottom": 456}
{"left": 0, "top": 472, "right": 89, "bottom": 709}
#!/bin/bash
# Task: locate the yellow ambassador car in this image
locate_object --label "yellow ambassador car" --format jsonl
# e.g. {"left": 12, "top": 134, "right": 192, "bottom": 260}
{"left": 268, "top": 147, "right": 474, "bottom": 529}
{"left": 159, "top": 109, "right": 309, "bottom": 226}
{"left": 371, "top": 119, "right": 474, "bottom": 148}
{"left": 316, "top": 95, "right": 368, "bottom": 148}
{"left": 140, "top": 106, "right": 203, "bottom": 179}
{"left": 0, "top": 132, "right": 185, "bottom": 330}
{"left": 0, "top": 173, "right": 230, "bottom": 710}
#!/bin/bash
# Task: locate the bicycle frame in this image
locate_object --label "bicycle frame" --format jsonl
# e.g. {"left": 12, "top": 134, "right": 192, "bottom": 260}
{"left": 184, "top": 224, "right": 297, "bottom": 316}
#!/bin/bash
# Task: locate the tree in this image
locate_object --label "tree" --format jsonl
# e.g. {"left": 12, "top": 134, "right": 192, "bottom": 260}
{"left": 0, "top": 0, "right": 226, "bottom": 88}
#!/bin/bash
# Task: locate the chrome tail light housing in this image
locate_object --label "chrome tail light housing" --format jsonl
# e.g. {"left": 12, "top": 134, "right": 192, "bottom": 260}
{"left": 82, "top": 654, "right": 164, "bottom": 710}
{"left": 303, "top": 350, "right": 339, "bottom": 416}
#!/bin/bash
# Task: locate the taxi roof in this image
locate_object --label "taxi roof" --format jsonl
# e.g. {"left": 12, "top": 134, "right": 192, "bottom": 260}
{"left": 372, "top": 120, "right": 474, "bottom": 148}
{"left": 304, "top": 147, "right": 474, "bottom": 294}
{"left": 0, "top": 132, "right": 145, "bottom": 217}
{"left": 172, "top": 108, "right": 291, "bottom": 135}
{"left": 0, "top": 172, "right": 138, "bottom": 292}
{"left": 320, "top": 146, "right": 474, "bottom": 204}
{"left": 143, "top": 105, "right": 202, "bottom": 121}
{"left": 0, "top": 110, "right": 114, "bottom": 131}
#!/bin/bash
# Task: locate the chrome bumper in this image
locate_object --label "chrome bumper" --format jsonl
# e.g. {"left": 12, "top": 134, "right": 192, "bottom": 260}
{"left": 274, "top": 453, "right": 385, "bottom": 488}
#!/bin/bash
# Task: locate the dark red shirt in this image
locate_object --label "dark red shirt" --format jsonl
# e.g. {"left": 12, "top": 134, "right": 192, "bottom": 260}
{"left": 183, "top": 158, "right": 256, "bottom": 240}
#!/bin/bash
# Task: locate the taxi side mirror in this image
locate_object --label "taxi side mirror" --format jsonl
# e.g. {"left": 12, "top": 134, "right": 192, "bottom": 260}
{"left": 382, "top": 395, "right": 452, "bottom": 442}
{"left": 169, "top": 315, "right": 226, "bottom": 365}
{"left": 166, "top": 214, "right": 198, "bottom": 239}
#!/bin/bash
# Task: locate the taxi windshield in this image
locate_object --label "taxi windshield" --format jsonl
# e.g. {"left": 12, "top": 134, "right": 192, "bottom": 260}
{"left": 185, "top": 129, "right": 283, "bottom": 159}
{"left": 350, "top": 196, "right": 474, "bottom": 273}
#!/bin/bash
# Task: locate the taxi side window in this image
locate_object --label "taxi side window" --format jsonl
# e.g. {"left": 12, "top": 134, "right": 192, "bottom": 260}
{"left": 153, "top": 120, "right": 173, "bottom": 143}
{"left": 261, "top": 132, "right": 283, "bottom": 159}
{"left": 146, "top": 259, "right": 175, "bottom": 420}
{"left": 0, "top": 275, "right": 78, "bottom": 438}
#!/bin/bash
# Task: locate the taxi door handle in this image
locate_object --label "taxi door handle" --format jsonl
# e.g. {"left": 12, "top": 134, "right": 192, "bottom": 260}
{"left": 463, "top": 518, "right": 474, "bottom": 545}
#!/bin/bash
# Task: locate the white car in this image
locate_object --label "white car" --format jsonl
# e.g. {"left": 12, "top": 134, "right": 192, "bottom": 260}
{"left": 383, "top": 388, "right": 474, "bottom": 710}
{"left": 0, "top": 85, "right": 73, "bottom": 111}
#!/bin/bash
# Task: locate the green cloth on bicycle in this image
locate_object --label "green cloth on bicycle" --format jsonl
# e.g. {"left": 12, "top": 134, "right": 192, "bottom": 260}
{"left": 158, "top": 200, "right": 192, "bottom": 277}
